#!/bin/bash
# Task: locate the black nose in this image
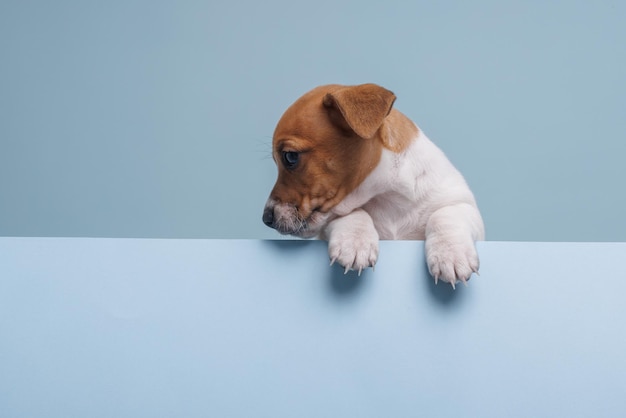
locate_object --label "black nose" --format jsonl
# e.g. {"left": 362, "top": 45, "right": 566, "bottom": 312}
{"left": 262, "top": 207, "right": 274, "bottom": 227}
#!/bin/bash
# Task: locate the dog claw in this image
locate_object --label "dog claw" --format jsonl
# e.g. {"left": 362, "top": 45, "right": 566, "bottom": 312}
{"left": 450, "top": 280, "right": 456, "bottom": 290}
{"left": 434, "top": 275, "right": 439, "bottom": 285}
{"left": 330, "top": 257, "right": 337, "bottom": 266}
{"left": 358, "top": 267, "right": 363, "bottom": 276}
{"left": 344, "top": 266, "right": 350, "bottom": 275}
{"left": 460, "top": 277, "right": 468, "bottom": 287}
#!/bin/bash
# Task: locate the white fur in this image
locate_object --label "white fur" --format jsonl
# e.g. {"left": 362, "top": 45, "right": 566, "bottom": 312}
{"left": 322, "top": 129, "right": 484, "bottom": 285}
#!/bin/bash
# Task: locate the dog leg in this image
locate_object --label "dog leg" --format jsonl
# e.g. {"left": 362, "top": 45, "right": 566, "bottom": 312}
{"left": 323, "top": 209, "right": 379, "bottom": 275}
{"left": 425, "top": 203, "right": 484, "bottom": 287}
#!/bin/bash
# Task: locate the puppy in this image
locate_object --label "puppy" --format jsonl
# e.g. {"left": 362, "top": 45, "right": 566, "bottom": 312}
{"left": 262, "top": 84, "right": 484, "bottom": 287}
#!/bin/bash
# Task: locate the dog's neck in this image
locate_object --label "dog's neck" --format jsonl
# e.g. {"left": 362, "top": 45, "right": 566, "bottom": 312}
{"left": 331, "top": 124, "right": 422, "bottom": 217}
{"left": 379, "top": 109, "right": 418, "bottom": 153}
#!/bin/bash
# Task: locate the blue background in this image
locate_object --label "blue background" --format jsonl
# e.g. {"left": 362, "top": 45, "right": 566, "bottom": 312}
{"left": 1, "top": 0, "right": 625, "bottom": 241}
{"left": 2, "top": 238, "right": 625, "bottom": 417}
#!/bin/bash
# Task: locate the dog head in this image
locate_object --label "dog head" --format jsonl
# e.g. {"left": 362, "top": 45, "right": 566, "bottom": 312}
{"left": 262, "top": 83, "right": 401, "bottom": 237}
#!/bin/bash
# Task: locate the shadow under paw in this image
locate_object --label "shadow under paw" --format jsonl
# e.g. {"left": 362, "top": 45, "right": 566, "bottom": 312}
{"left": 328, "top": 264, "right": 368, "bottom": 297}
{"left": 422, "top": 260, "right": 465, "bottom": 307}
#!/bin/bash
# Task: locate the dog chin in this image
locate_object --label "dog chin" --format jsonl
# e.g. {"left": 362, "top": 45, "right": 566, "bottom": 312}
{"left": 274, "top": 225, "right": 317, "bottom": 238}
{"left": 291, "top": 228, "right": 319, "bottom": 239}
{"left": 277, "top": 211, "right": 328, "bottom": 238}
{"left": 275, "top": 220, "right": 322, "bottom": 239}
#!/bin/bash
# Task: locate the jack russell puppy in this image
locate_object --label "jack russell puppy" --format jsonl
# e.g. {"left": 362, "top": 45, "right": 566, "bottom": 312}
{"left": 262, "top": 83, "right": 485, "bottom": 288}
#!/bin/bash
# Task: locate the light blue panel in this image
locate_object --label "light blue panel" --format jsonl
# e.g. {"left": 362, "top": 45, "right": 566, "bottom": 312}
{"left": 1, "top": 1, "right": 625, "bottom": 241}
{"left": 1, "top": 238, "right": 625, "bottom": 417}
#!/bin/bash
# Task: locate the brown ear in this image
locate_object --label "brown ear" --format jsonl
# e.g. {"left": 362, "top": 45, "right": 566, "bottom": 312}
{"left": 322, "top": 84, "right": 396, "bottom": 139}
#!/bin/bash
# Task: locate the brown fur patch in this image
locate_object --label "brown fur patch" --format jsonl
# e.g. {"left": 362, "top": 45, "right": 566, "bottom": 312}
{"left": 380, "top": 109, "right": 419, "bottom": 153}
{"left": 322, "top": 84, "right": 396, "bottom": 139}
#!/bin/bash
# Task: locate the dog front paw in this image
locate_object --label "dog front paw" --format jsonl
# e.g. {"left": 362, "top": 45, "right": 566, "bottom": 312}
{"left": 328, "top": 229, "right": 379, "bottom": 275}
{"left": 425, "top": 237, "right": 479, "bottom": 288}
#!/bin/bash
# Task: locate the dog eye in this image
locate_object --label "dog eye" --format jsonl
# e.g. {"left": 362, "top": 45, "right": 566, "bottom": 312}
{"left": 282, "top": 151, "right": 299, "bottom": 168}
